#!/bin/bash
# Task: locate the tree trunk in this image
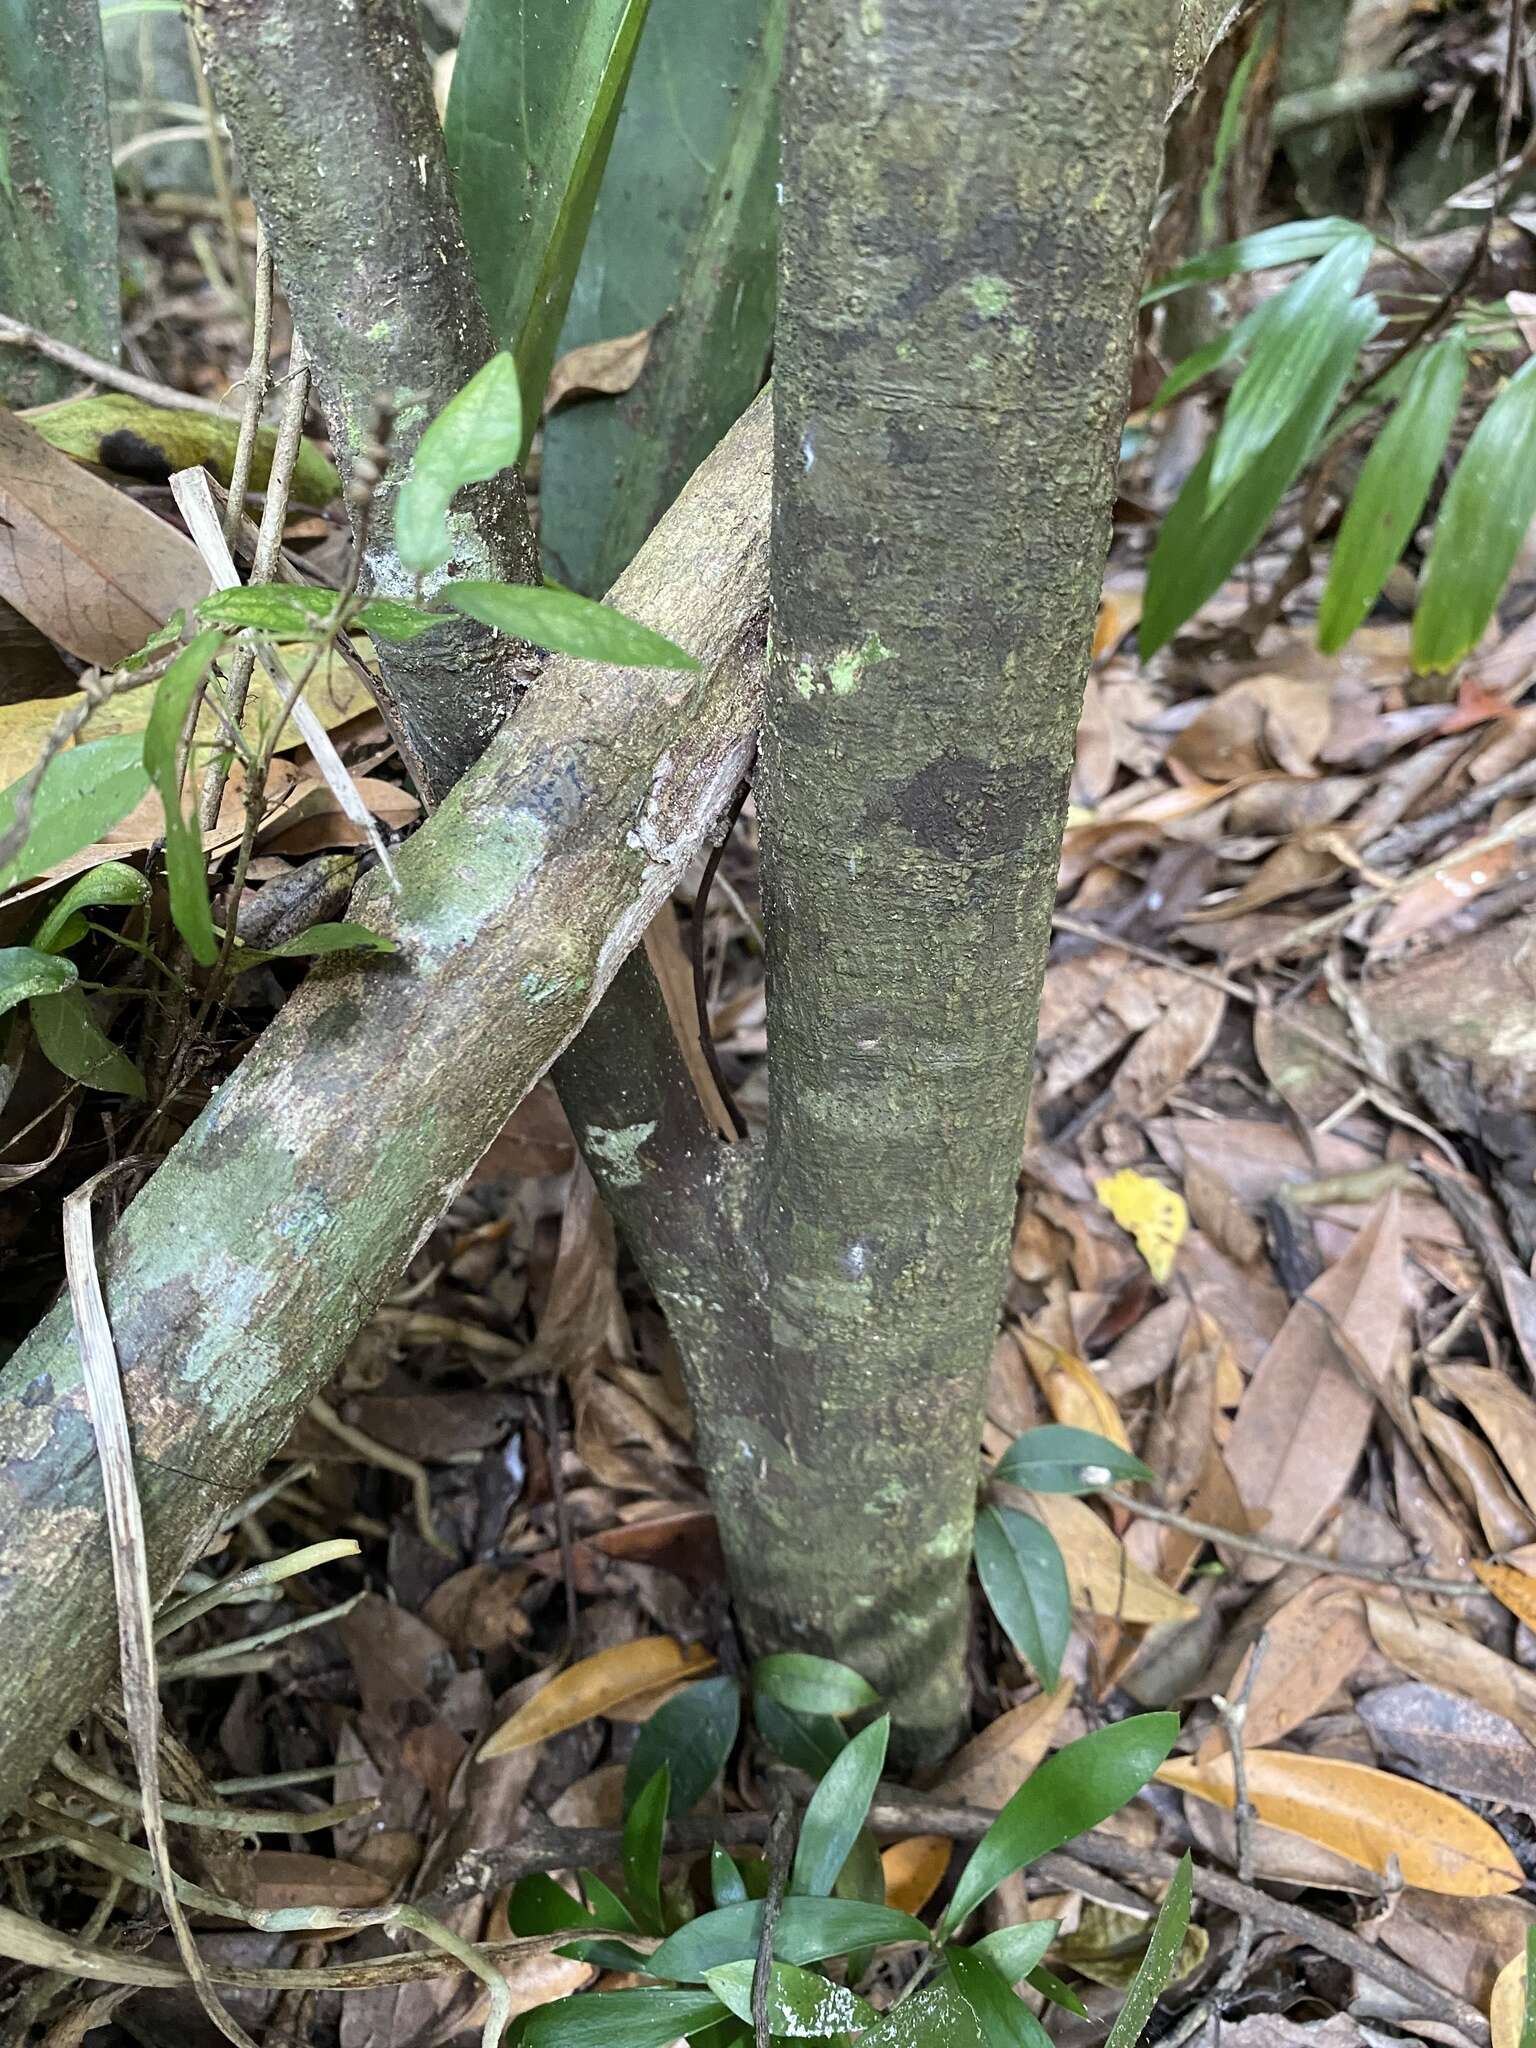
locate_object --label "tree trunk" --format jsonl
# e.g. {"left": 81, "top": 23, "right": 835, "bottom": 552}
{"left": 694, "top": 0, "right": 1178, "bottom": 1760}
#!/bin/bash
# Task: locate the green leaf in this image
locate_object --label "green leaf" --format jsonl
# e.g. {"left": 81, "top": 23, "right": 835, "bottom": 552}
{"left": 970, "top": 1921, "right": 1059, "bottom": 1986}
{"left": 994, "top": 1426, "right": 1153, "bottom": 1496}
{"left": 508, "top": 1872, "right": 631, "bottom": 1938}
{"left": 626, "top": 1675, "right": 740, "bottom": 1817}
{"left": 1148, "top": 303, "right": 1268, "bottom": 414}
{"left": 196, "top": 584, "right": 335, "bottom": 635}
{"left": 1142, "top": 217, "right": 1363, "bottom": 306}
{"left": 0, "top": 736, "right": 151, "bottom": 896}
{"left": 938, "top": 1715, "right": 1180, "bottom": 1939}
{"left": 623, "top": 1764, "right": 670, "bottom": 1934}
{"left": 229, "top": 921, "right": 397, "bottom": 968}
{"left": 753, "top": 1695, "right": 847, "bottom": 1775}
{"left": 711, "top": 1845, "right": 748, "bottom": 1907}
{"left": 973, "top": 1507, "right": 1071, "bottom": 1689}
{"left": 1318, "top": 334, "right": 1468, "bottom": 654}
{"left": 0, "top": 947, "right": 77, "bottom": 1019}
{"left": 30, "top": 983, "right": 144, "bottom": 1096}
{"left": 1522, "top": 1925, "right": 1536, "bottom": 2048}
{"left": 791, "top": 1713, "right": 889, "bottom": 1898}
{"left": 947, "top": 1945, "right": 1055, "bottom": 2048}
{"left": 752, "top": 1653, "right": 878, "bottom": 1719}
{"left": 443, "top": 580, "right": 698, "bottom": 669}
{"left": 1207, "top": 232, "right": 1373, "bottom": 506}
{"left": 142, "top": 628, "right": 225, "bottom": 967}
{"left": 395, "top": 353, "right": 525, "bottom": 575}
{"left": 356, "top": 597, "right": 453, "bottom": 643}
{"left": 579, "top": 1869, "right": 638, "bottom": 1932}
{"left": 1027, "top": 1965, "right": 1089, "bottom": 2019}
{"left": 1414, "top": 352, "right": 1536, "bottom": 673}
{"left": 33, "top": 394, "right": 339, "bottom": 505}
{"left": 447, "top": 0, "right": 654, "bottom": 459}
{"left": 646, "top": 1897, "right": 927, "bottom": 1982}
{"left": 120, "top": 613, "right": 185, "bottom": 672}
{"left": 703, "top": 1959, "right": 875, "bottom": 2035}
{"left": 857, "top": 1981, "right": 991, "bottom": 2048}
{"left": 1140, "top": 294, "right": 1382, "bottom": 659}
{"left": 517, "top": 1988, "right": 729, "bottom": 2048}
{"left": 1104, "top": 1852, "right": 1193, "bottom": 2048}
{"left": 32, "top": 862, "right": 149, "bottom": 954}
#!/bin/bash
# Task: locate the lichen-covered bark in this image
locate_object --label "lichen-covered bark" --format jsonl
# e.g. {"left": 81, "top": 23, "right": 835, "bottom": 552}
{"left": 714, "top": 0, "right": 1177, "bottom": 1759}
{"left": 0, "top": 398, "right": 769, "bottom": 1816}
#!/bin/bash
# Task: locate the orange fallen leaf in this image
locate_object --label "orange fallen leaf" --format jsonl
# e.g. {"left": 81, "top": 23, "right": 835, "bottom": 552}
{"left": 881, "top": 1836, "right": 951, "bottom": 1918}
{"left": 478, "top": 1638, "right": 714, "bottom": 1758}
{"left": 1019, "top": 1336, "right": 1131, "bottom": 1451}
{"left": 1474, "top": 1560, "right": 1536, "bottom": 1632}
{"left": 1160, "top": 1749, "right": 1523, "bottom": 1897}
{"left": 1023, "top": 1494, "right": 1198, "bottom": 1626}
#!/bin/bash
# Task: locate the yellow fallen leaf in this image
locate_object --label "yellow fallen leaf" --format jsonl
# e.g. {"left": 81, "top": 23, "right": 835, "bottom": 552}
{"left": 478, "top": 1638, "right": 714, "bottom": 1758}
{"left": 1475, "top": 1560, "right": 1536, "bottom": 1633}
{"left": 881, "top": 1836, "right": 951, "bottom": 1918}
{"left": 1095, "top": 1169, "right": 1188, "bottom": 1286}
{"left": 1490, "top": 1946, "right": 1528, "bottom": 2048}
{"left": 1160, "top": 1749, "right": 1523, "bottom": 1897}
{"left": 1023, "top": 1494, "right": 1197, "bottom": 1626}
{"left": 1020, "top": 1335, "right": 1131, "bottom": 1451}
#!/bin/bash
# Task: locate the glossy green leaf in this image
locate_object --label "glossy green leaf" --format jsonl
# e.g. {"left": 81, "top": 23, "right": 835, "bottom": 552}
{"left": 121, "top": 613, "right": 186, "bottom": 672}
{"left": 447, "top": 0, "right": 654, "bottom": 456}
{"left": 973, "top": 1507, "right": 1071, "bottom": 1689}
{"left": 580, "top": 1869, "right": 637, "bottom": 1932}
{"left": 1142, "top": 216, "right": 1362, "bottom": 306}
{"left": 395, "top": 353, "right": 524, "bottom": 575}
{"left": 753, "top": 1694, "right": 847, "bottom": 1775}
{"left": 752, "top": 1653, "right": 878, "bottom": 1719}
{"left": 626, "top": 1674, "right": 740, "bottom": 1817}
{"left": 32, "top": 862, "right": 149, "bottom": 955}
{"left": 1318, "top": 334, "right": 1468, "bottom": 654}
{"left": 1414, "top": 353, "right": 1536, "bottom": 673}
{"left": 703, "top": 1958, "right": 875, "bottom": 2034}
{"left": 230, "top": 921, "right": 397, "bottom": 968}
{"left": 31, "top": 983, "right": 144, "bottom": 1096}
{"left": 948, "top": 1945, "right": 1055, "bottom": 2048}
{"left": 1027, "top": 1965, "right": 1090, "bottom": 2019}
{"left": 356, "top": 597, "right": 453, "bottom": 643}
{"left": 0, "top": 947, "right": 76, "bottom": 1019}
{"left": 1140, "top": 295, "right": 1382, "bottom": 659}
{"left": 538, "top": 0, "right": 781, "bottom": 595}
{"left": 443, "top": 580, "right": 698, "bottom": 669}
{"left": 517, "top": 1988, "right": 729, "bottom": 2048}
{"left": 969, "top": 1921, "right": 1059, "bottom": 1987}
{"left": 711, "top": 1845, "right": 748, "bottom": 1907}
{"left": 1149, "top": 302, "right": 1268, "bottom": 414}
{"left": 939, "top": 1714, "right": 1180, "bottom": 1939}
{"left": 1207, "top": 232, "right": 1373, "bottom": 506}
{"left": 791, "top": 1713, "right": 889, "bottom": 1898}
{"left": 508, "top": 1871, "right": 633, "bottom": 1938}
{"left": 623, "top": 1764, "right": 670, "bottom": 1934}
{"left": 857, "top": 1981, "right": 990, "bottom": 2048}
{"left": 142, "top": 628, "right": 225, "bottom": 967}
{"left": 1104, "top": 1852, "right": 1193, "bottom": 2048}
{"left": 196, "top": 585, "right": 334, "bottom": 635}
{"left": 994, "top": 1426, "right": 1153, "bottom": 1496}
{"left": 646, "top": 1897, "right": 927, "bottom": 1982}
{"left": 0, "top": 736, "right": 151, "bottom": 896}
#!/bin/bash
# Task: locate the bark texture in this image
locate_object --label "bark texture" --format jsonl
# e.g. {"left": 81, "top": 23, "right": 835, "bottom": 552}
{"left": 707, "top": 0, "right": 1178, "bottom": 1758}
{"left": 0, "top": 398, "right": 769, "bottom": 1816}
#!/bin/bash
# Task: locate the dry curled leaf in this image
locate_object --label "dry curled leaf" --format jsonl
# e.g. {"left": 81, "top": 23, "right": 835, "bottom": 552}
{"left": 1473, "top": 1559, "right": 1536, "bottom": 1633}
{"left": 1020, "top": 1493, "right": 1198, "bottom": 1626}
{"left": 1019, "top": 1335, "right": 1131, "bottom": 1451}
{"left": 932, "top": 1679, "right": 1074, "bottom": 1808}
{"left": 543, "top": 326, "right": 653, "bottom": 415}
{"left": 478, "top": 1637, "right": 714, "bottom": 1758}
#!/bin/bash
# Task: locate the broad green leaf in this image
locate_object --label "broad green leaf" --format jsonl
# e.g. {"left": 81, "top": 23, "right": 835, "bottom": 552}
{"left": 33, "top": 394, "right": 338, "bottom": 505}
{"left": 626, "top": 1674, "right": 740, "bottom": 1817}
{"left": 356, "top": 597, "right": 453, "bottom": 643}
{"left": 142, "top": 628, "right": 225, "bottom": 966}
{"left": 0, "top": 736, "right": 151, "bottom": 896}
{"left": 948, "top": 1944, "right": 1055, "bottom": 2048}
{"left": 32, "top": 862, "right": 149, "bottom": 954}
{"left": 711, "top": 1845, "right": 748, "bottom": 1907}
{"left": 1414, "top": 353, "right": 1536, "bottom": 673}
{"left": 973, "top": 1507, "right": 1071, "bottom": 1689}
{"left": 970, "top": 1921, "right": 1059, "bottom": 1986}
{"left": 508, "top": 1871, "right": 633, "bottom": 1938}
{"left": 517, "top": 1988, "right": 728, "bottom": 2048}
{"left": 395, "top": 353, "right": 525, "bottom": 575}
{"left": 579, "top": 1869, "right": 637, "bottom": 1932}
{"left": 447, "top": 0, "right": 654, "bottom": 458}
{"left": 1149, "top": 302, "right": 1269, "bottom": 414}
{"left": 994, "top": 1426, "right": 1153, "bottom": 1496}
{"left": 703, "top": 1959, "right": 875, "bottom": 2034}
{"left": 791, "top": 1713, "right": 889, "bottom": 1898}
{"left": 1143, "top": 217, "right": 1363, "bottom": 306}
{"left": 1104, "top": 1853, "right": 1193, "bottom": 2048}
{"left": 197, "top": 585, "right": 335, "bottom": 635}
{"left": 1140, "top": 294, "right": 1382, "bottom": 659}
{"left": 753, "top": 1694, "right": 847, "bottom": 1775}
{"left": 31, "top": 983, "right": 144, "bottom": 1096}
{"left": 1027, "top": 1965, "right": 1090, "bottom": 2019}
{"left": 623, "top": 1764, "right": 670, "bottom": 1934}
{"left": 229, "top": 922, "right": 397, "bottom": 968}
{"left": 939, "top": 1715, "right": 1180, "bottom": 1939}
{"left": 646, "top": 1897, "right": 926, "bottom": 1982}
{"left": 0, "top": 947, "right": 76, "bottom": 1019}
{"left": 1207, "top": 232, "right": 1373, "bottom": 506}
{"left": 538, "top": 0, "right": 781, "bottom": 595}
{"left": 1318, "top": 333, "right": 1468, "bottom": 654}
{"left": 444, "top": 581, "right": 698, "bottom": 669}
{"left": 857, "top": 1981, "right": 990, "bottom": 2048}
{"left": 752, "top": 1653, "right": 878, "bottom": 1718}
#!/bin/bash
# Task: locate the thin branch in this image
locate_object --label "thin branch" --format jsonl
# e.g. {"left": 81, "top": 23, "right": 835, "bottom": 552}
{"left": 753, "top": 1801, "right": 794, "bottom": 2048}
{"left": 221, "top": 222, "right": 274, "bottom": 547}
{"left": 0, "top": 312, "right": 234, "bottom": 418}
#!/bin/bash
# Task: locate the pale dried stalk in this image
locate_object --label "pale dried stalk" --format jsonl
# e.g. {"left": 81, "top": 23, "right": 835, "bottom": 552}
{"left": 221, "top": 222, "right": 274, "bottom": 546}
{"left": 0, "top": 312, "right": 232, "bottom": 418}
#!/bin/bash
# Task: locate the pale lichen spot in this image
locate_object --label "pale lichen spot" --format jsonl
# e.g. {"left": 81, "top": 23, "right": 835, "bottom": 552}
{"left": 967, "top": 273, "right": 1013, "bottom": 319}
{"left": 585, "top": 1120, "right": 657, "bottom": 1189}
{"left": 795, "top": 634, "right": 894, "bottom": 700}
{"left": 859, "top": 0, "right": 882, "bottom": 30}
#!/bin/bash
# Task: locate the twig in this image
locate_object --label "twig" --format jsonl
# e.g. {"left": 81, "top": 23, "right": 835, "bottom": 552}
{"left": 0, "top": 659, "right": 176, "bottom": 878}
{"left": 48, "top": 1745, "right": 375, "bottom": 1836}
{"left": 1363, "top": 753, "right": 1536, "bottom": 870}
{"left": 0, "top": 313, "right": 234, "bottom": 418}
{"left": 753, "top": 1800, "right": 794, "bottom": 2048}
{"left": 541, "top": 1383, "right": 579, "bottom": 1646}
{"left": 222, "top": 223, "right": 274, "bottom": 547}
{"left": 1101, "top": 1489, "right": 1483, "bottom": 1595}
{"left": 154, "top": 1537, "right": 359, "bottom": 1638}
{"left": 62, "top": 1163, "right": 257, "bottom": 2048}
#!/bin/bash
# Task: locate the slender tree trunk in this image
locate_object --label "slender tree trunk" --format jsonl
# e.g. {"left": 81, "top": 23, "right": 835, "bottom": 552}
{"left": 693, "top": 0, "right": 1178, "bottom": 1759}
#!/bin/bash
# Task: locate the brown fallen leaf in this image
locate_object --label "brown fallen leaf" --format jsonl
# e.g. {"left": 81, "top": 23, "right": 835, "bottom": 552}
{"left": 881, "top": 1836, "right": 951, "bottom": 1918}
{"left": 245, "top": 1850, "right": 392, "bottom": 1911}
{"left": 478, "top": 1638, "right": 715, "bottom": 1758}
{"left": 1358, "top": 1680, "right": 1536, "bottom": 1819}
{"left": 0, "top": 406, "right": 209, "bottom": 665}
{"left": 1367, "top": 1598, "right": 1536, "bottom": 1749}
{"left": 1019, "top": 1336, "right": 1131, "bottom": 1450}
{"left": 1160, "top": 1748, "right": 1524, "bottom": 1896}
{"left": 1375, "top": 1891, "right": 1536, "bottom": 2009}
{"left": 1111, "top": 979, "right": 1226, "bottom": 1119}
{"left": 542, "top": 326, "right": 653, "bottom": 415}
{"left": 1473, "top": 1559, "right": 1536, "bottom": 1632}
{"left": 1415, "top": 1399, "right": 1536, "bottom": 1552}
{"left": 1195, "top": 1581, "right": 1369, "bottom": 1764}
{"left": 1019, "top": 1493, "right": 1198, "bottom": 1626}
{"left": 1431, "top": 1365, "right": 1536, "bottom": 1524}
{"left": 1170, "top": 673, "right": 1334, "bottom": 781}
{"left": 931, "top": 1680, "right": 1074, "bottom": 1809}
